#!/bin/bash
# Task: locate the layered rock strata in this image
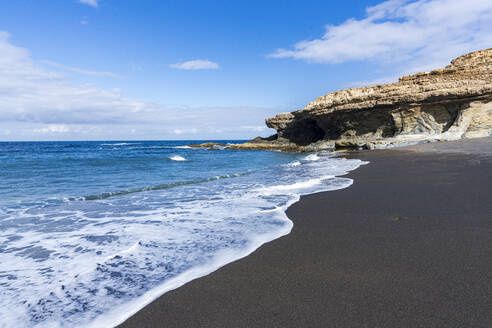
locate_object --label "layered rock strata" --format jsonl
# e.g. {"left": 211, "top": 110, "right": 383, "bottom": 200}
{"left": 238, "top": 48, "right": 492, "bottom": 151}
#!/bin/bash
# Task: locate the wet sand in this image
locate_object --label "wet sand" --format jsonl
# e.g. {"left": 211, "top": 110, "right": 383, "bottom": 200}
{"left": 119, "top": 137, "right": 492, "bottom": 328}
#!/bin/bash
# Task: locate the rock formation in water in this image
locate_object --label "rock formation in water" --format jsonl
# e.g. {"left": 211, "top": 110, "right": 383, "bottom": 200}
{"left": 236, "top": 48, "right": 492, "bottom": 151}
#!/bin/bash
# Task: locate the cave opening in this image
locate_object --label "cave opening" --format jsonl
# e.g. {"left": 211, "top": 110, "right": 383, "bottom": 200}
{"left": 287, "top": 119, "right": 326, "bottom": 146}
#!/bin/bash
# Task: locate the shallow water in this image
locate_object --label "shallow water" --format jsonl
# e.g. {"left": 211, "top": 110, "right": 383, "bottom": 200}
{"left": 0, "top": 141, "right": 365, "bottom": 327}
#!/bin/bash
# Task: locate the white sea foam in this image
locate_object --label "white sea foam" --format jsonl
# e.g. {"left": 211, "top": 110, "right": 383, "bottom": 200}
{"left": 169, "top": 155, "right": 187, "bottom": 161}
{"left": 174, "top": 146, "right": 192, "bottom": 149}
{"left": 0, "top": 152, "right": 367, "bottom": 328}
{"left": 303, "top": 153, "right": 320, "bottom": 161}
{"left": 87, "top": 217, "right": 294, "bottom": 328}
{"left": 257, "top": 176, "right": 334, "bottom": 194}
{"left": 286, "top": 160, "right": 301, "bottom": 167}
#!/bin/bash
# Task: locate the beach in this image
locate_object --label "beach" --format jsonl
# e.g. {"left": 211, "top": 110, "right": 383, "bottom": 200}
{"left": 3, "top": 3, "right": 492, "bottom": 328}
{"left": 119, "top": 137, "right": 492, "bottom": 328}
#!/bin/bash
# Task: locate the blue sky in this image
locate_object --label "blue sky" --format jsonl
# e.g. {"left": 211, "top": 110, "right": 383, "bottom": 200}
{"left": 0, "top": 0, "right": 491, "bottom": 140}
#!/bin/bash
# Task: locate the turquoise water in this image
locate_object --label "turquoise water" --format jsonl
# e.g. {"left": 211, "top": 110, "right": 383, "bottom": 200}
{"left": 0, "top": 141, "right": 365, "bottom": 327}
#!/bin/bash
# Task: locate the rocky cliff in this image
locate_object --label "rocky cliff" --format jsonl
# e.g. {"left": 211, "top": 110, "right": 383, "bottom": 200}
{"left": 239, "top": 48, "right": 492, "bottom": 151}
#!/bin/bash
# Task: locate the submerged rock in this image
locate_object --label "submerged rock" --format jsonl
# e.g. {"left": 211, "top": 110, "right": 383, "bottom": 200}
{"left": 244, "top": 48, "right": 492, "bottom": 151}
{"left": 188, "top": 142, "right": 228, "bottom": 150}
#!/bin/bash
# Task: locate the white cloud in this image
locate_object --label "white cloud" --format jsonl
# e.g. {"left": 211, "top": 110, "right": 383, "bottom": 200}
{"left": 0, "top": 31, "right": 276, "bottom": 140}
{"left": 0, "top": 31, "right": 153, "bottom": 125}
{"left": 79, "top": 0, "right": 98, "bottom": 8}
{"left": 41, "top": 60, "right": 122, "bottom": 78}
{"left": 269, "top": 0, "right": 492, "bottom": 72}
{"left": 33, "top": 124, "right": 70, "bottom": 134}
{"left": 173, "top": 128, "right": 198, "bottom": 135}
{"left": 239, "top": 125, "right": 268, "bottom": 132}
{"left": 170, "top": 59, "right": 219, "bottom": 70}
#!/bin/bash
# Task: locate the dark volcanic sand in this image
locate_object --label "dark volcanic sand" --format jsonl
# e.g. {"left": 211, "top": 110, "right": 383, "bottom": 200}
{"left": 119, "top": 138, "right": 492, "bottom": 328}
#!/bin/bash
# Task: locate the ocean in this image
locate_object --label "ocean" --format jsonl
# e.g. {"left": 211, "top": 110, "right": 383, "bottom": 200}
{"left": 0, "top": 141, "right": 365, "bottom": 327}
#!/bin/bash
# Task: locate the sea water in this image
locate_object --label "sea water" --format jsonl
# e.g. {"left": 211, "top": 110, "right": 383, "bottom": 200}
{"left": 0, "top": 141, "right": 366, "bottom": 327}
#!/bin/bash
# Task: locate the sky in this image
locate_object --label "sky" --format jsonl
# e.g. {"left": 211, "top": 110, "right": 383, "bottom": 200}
{"left": 0, "top": 0, "right": 491, "bottom": 141}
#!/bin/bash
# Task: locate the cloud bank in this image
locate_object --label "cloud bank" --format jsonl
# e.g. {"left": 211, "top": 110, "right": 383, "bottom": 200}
{"left": 41, "top": 60, "right": 122, "bottom": 78}
{"left": 33, "top": 124, "right": 70, "bottom": 134}
{"left": 270, "top": 0, "right": 492, "bottom": 72}
{"left": 170, "top": 59, "right": 220, "bottom": 70}
{"left": 0, "top": 31, "right": 148, "bottom": 125}
{"left": 0, "top": 31, "right": 274, "bottom": 140}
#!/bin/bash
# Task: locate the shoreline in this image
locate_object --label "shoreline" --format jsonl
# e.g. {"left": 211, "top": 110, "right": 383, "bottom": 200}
{"left": 119, "top": 137, "right": 492, "bottom": 328}
{"left": 89, "top": 149, "right": 364, "bottom": 328}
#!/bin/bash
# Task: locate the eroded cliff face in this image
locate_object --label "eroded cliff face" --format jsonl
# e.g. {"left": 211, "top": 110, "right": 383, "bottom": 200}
{"left": 248, "top": 48, "right": 492, "bottom": 151}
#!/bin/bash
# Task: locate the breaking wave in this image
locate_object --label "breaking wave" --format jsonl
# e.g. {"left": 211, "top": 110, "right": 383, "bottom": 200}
{"left": 169, "top": 155, "right": 187, "bottom": 161}
{"left": 0, "top": 141, "right": 366, "bottom": 328}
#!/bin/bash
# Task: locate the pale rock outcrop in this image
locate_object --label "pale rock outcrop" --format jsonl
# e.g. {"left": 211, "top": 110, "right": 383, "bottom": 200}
{"left": 242, "top": 48, "right": 492, "bottom": 151}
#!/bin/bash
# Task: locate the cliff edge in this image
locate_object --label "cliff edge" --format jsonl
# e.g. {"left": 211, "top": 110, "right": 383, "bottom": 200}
{"left": 239, "top": 48, "right": 492, "bottom": 151}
